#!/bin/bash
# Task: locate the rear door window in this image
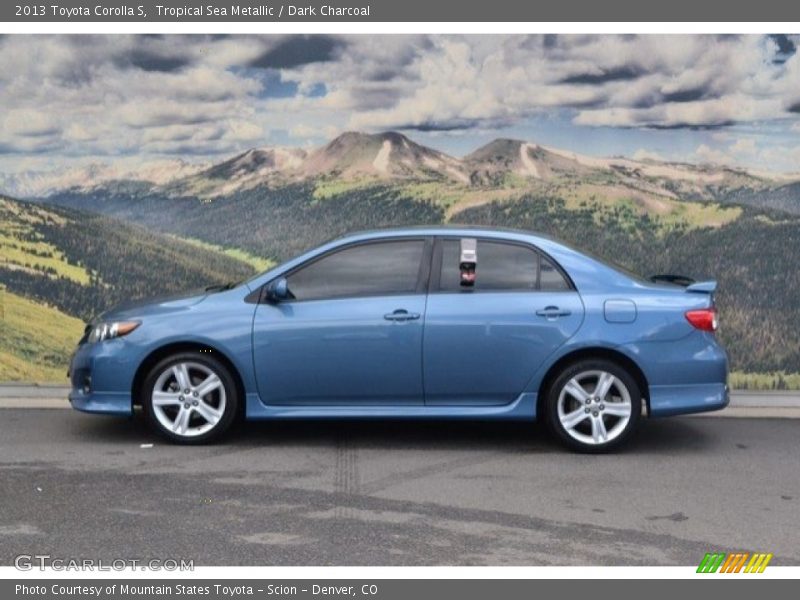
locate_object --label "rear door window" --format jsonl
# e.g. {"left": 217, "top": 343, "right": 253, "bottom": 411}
{"left": 438, "top": 239, "right": 569, "bottom": 292}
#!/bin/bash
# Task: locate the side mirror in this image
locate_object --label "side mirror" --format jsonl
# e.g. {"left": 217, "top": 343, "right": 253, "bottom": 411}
{"left": 265, "top": 278, "right": 289, "bottom": 303}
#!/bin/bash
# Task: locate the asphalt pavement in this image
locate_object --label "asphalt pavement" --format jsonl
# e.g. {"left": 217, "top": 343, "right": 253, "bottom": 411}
{"left": 0, "top": 404, "right": 798, "bottom": 566}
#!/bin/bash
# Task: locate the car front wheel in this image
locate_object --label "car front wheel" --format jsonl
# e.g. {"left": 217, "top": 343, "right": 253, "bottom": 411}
{"left": 142, "top": 352, "right": 239, "bottom": 444}
{"left": 545, "top": 359, "right": 642, "bottom": 453}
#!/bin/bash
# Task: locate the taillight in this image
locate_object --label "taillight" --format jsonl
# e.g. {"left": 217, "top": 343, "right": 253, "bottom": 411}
{"left": 685, "top": 308, "right": 718, "bottom": 332}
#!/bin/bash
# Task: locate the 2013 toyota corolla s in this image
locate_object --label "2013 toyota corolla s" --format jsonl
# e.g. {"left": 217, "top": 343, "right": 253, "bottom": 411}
{"left": 68, "top": 227, "right": 728, "bottom": 452}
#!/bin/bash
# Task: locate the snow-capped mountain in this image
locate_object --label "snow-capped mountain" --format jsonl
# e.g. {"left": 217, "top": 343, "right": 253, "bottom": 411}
{"left": 0, "top": 159, "right": 208, "bottom": 198}
{"left": 2, "top": 131, "right": 799, "bottom": 209}
{"left": 463, "top": 138, "right": 597, "bottom": 185}
{"left": 300, "top": 131, "right": 469, "bottom": 183}
{"left": 163, "top": 147, "right": 308, "bottom": 197}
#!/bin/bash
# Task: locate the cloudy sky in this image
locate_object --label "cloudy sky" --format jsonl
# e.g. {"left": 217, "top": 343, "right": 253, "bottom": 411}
{"left": 2, "top": 34, "right": 800, "bottom": 174}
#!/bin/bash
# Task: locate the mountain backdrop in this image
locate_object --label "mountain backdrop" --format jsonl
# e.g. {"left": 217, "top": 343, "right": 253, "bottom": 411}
{"left": 2, "top": 131, "right": 800, "bottom": 387}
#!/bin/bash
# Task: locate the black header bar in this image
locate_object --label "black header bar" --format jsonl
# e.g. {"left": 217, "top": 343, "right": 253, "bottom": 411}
{"left": 3, "top": 0, "right": 800, "bottom": 23}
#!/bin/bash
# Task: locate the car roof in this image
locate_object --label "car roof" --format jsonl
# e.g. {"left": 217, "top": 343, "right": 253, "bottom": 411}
{"left": 333, "top": 225, "right": 557, "bottom": 245}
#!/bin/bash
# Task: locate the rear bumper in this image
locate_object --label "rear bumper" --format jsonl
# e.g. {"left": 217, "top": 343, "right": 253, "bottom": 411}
{"left": 648, "top": 382, "right": 729, "bottom": 417}
{"left": 622, "top": 330, "right": 729, "bottom": 417}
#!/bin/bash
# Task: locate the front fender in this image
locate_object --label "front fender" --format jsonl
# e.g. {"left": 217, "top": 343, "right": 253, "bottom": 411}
{"left": 128, "top": 329, "right": 258, "bottom": 396}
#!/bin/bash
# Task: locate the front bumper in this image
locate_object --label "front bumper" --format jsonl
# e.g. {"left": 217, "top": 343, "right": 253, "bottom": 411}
{"left": 68, "top": 340, "right": 134, "bottom": 416}
{"left": 69, "top": 389, "right": 133, "bottom": 415}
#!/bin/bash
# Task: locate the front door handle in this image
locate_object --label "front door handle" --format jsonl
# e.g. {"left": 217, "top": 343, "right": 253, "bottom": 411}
{"left": 384, "top": 309, "right": 421, "bottom": 322}
{"left": 536, "top": 306, "right": 572, "bottom": 319}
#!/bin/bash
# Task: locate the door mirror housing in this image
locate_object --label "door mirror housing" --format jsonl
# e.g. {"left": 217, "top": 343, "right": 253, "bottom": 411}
{"left": 265, "top": 278, "right": 290, "bottom": 303}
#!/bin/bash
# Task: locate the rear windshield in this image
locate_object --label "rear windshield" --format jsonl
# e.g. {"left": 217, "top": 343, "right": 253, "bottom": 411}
{"left": 557, "top": 239, "right": 651, "bottom": 284}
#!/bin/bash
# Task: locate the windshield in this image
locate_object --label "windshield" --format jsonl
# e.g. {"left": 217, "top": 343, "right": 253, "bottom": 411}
{"left": 597, "top": 255, "right": 650, "bottom": 284}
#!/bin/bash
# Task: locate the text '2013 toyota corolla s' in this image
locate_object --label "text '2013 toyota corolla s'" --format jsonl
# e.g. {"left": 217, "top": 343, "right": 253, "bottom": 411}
{"left": 68, "top": 227, "right": 728, "bottom": 452}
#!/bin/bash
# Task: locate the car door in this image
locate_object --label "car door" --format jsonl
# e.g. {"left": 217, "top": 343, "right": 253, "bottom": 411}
{"left": 252, "top": 237, "right": 431, "bottom": 406}
{"left": 423, "top": 237, "right": 584, "bottom": 406}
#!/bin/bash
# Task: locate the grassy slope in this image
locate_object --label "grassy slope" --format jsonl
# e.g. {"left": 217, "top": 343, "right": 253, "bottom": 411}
{"left": 729, "top": 371, "right": 800, "bottom": 391}
{"left": 171, "top": 235, "right": 275, "bottom": 272}
{"left": 0, "top": 197, "right": 92, "bottom": 284}
{"left": 0, "top": 288, "right": 83, "bottom": 382}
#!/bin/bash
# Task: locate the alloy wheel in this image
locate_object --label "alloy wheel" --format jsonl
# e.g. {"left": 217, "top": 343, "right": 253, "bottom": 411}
{"left": 150, "top": 361, "right": 227, "bottom": 438}
{"left": 556, "top": 369, "right": 633, "bottom": 446}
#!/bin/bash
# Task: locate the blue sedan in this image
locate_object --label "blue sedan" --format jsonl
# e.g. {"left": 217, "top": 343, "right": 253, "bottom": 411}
{"left": 68, "top": 227, "right": 728, "bottom": 451}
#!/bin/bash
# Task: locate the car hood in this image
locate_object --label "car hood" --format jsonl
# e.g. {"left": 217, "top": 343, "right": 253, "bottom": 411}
{"left": 97, "top": 289, "right": 209, "bottom": 322}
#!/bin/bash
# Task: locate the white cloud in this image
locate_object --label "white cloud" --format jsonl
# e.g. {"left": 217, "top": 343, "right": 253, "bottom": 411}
{"left": 0, "top": 34, "right": 799, "bottom": 174}
{"left": 756, "top": 144, "right": 800, "bottom": 172}
{"left": 3, "top": 109, "right": 61, "bottom": 137}
{"left": 730, "top": 137, "right": 758, "bottom": 155}
{"left": 290, "top": 34, "right": 795, "bottom": 132}
{"left": 632, "top": 148, "right": 667, "bottom": 162}
{"left": 694, "top": 143, "right": 734, "bottom": 165}
{"left": 693, "top": 135, "right": 800, "bottom": 172}
{"left": 289, "top": 123, "right": 340, "bottom": 140}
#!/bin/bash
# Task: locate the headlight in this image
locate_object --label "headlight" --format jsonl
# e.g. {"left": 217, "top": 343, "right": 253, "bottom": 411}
{"left": 87, "top": 321, "right": 141, "bottom": 343}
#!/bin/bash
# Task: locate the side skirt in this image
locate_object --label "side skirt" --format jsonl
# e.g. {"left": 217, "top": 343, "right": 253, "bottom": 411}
{"left": 244, "top": 392, "right": 537, "bottom": 421}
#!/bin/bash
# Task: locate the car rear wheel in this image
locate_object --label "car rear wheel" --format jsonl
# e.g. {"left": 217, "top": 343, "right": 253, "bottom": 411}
{"left": 142, "top": 352, "right": 238, "bottom": 444}
{"left": 545, "top": 359, "right": 642, "bottom": 453}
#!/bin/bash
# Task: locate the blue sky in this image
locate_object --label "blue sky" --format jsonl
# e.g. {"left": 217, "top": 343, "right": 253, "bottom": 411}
{"left": 1, "top": 34, "right": 799, "bottom": 175}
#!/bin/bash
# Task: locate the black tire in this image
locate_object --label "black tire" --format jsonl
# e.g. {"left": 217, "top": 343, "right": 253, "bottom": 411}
{"left": 141, "top": 351, "right": 239, "bottom": 444}
{"left": 544, "top": 359, "right": 642, "bottom": 453}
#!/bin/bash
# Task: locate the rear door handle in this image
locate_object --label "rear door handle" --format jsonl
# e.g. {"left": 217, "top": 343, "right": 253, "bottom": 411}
{"left": 384, "top": 309, "right": 421, "bottom": 322}
{"left": 536, "top": 306, "right": 572, "bottom": 319}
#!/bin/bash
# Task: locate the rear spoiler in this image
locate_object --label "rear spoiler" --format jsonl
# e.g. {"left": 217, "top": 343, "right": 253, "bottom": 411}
{"left": 649, "top": 274, "right": 717, "bottom": 294}
{"left": 649, "top": 274, "right": 695, "bottom": 287}
{"left": 685, "top": 280, "right": 717, "bottom": 294}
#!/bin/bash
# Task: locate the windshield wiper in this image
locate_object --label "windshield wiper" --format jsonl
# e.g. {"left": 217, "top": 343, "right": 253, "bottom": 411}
{"left": 205, "top": 281, "right": 239, "bottom": 292}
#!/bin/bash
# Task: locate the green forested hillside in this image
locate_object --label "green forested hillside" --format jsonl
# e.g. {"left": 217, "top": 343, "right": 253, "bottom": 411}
{"left": 723, "top": 181, "right": 800, "bottom": 215}
{"left": 44, "top": 184, "right": 445, "bottom": 262}
{"left": 1, "top": 195, "right": 258, "bottom": 381}
{"left": 1, "top": 195, "right": 255, "bottom": 322}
